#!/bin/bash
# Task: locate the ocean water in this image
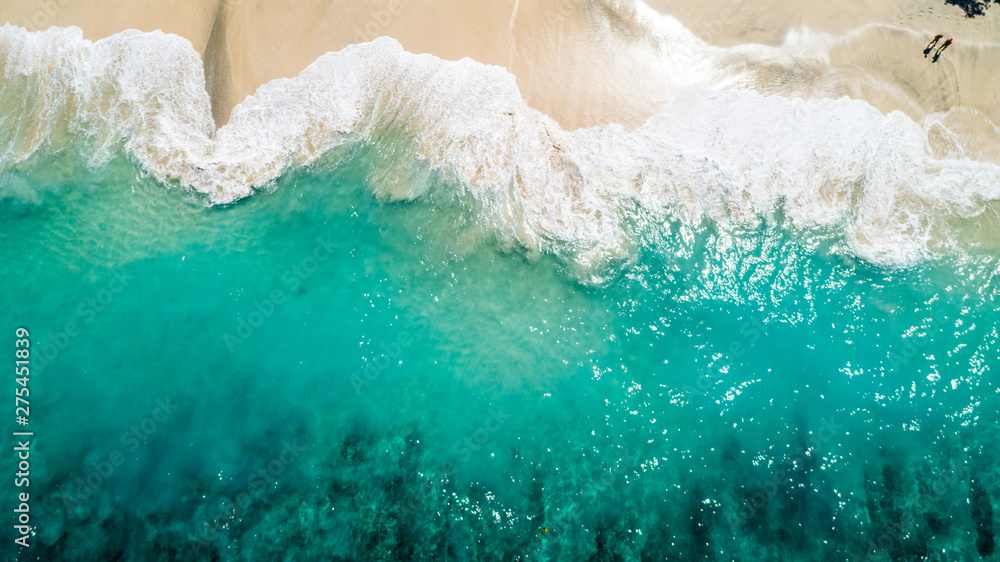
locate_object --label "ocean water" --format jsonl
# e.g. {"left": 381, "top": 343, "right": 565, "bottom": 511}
{"left": 1, "top": 18, "right": 999, "bottom": 562}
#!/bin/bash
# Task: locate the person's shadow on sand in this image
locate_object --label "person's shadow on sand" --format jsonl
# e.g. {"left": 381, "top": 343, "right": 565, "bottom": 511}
{"left": 923, "top": 35, "right": 950, "bottom": 62}
{"left": 924, "top": 48, "right": 945, "bottom": 62}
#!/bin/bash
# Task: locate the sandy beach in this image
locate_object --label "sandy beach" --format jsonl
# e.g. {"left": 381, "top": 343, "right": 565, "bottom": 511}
{"left": 1, "top": 0, "right": 680, "bottom": 130}
{"left": 2, "top": 0, "right": 998, "bottom": 148}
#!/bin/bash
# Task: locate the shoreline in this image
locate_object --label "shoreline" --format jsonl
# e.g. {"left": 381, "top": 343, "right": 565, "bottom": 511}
{"left": 1, "top": 0, "right": 681, "bottom": 131}
{"left": 1, "top": 1, "right": 999, "bottom": 142}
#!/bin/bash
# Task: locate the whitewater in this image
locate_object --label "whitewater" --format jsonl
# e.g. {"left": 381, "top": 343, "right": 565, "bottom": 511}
{"left": 1, "top": 13, "right": 999, "bottom": 283}
{"left": 3, "top": 3, "right": 1000, "bottom": 560}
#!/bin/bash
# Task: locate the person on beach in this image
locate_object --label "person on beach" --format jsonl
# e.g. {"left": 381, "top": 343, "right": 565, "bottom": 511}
{"left": 925, "top": 34, "right": 943, "bottom": 52}
{"left": 935, "top": 38, "right": 953, "bottom": 57}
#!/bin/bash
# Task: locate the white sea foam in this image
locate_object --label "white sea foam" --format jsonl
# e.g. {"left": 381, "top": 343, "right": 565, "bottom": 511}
{"left": 1, "top": 23, "right": 998, "bottom": 281}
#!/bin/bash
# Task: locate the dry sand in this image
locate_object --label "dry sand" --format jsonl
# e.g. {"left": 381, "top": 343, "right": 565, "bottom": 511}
{"left": 645, "top": 0, "right": 1000, "bottom": 46}
{"left": 1, "top": 0, "right": 998, "bottom": 143}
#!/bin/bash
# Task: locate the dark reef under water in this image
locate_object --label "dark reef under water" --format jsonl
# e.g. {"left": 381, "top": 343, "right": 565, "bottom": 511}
{"left": 2, "top": 145, "right": 998, "bottom": 562}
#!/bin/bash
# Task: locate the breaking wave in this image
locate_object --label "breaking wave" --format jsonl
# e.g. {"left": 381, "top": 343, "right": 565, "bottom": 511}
{"left": 1, "top": 23, "right": 998, "bottom": 282}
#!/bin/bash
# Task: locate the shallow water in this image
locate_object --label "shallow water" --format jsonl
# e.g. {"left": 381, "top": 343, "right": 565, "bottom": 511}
{"left": 1, "top": 136, "right": 998, "bottom": 560}
{"left": 2, "top": 8, "right": 1000, "bottom": 558}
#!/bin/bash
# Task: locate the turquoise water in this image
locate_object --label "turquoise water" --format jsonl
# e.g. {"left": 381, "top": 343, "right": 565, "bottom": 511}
{"left": 1, "top": 140, "right": 999, "bottom": 561}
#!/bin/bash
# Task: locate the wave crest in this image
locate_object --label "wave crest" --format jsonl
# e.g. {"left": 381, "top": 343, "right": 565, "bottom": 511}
{"left": 2, "top": 25, "right": 998, "bottom": 281}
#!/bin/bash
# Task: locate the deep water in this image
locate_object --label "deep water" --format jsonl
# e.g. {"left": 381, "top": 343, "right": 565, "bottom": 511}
{"left": 1, "top": 144, "right": 998, "bottom": 561}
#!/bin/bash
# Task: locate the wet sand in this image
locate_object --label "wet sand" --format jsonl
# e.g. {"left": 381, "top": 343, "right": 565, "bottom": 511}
{"left": 2, "top": 0, "right": 998, "bottom": 147}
